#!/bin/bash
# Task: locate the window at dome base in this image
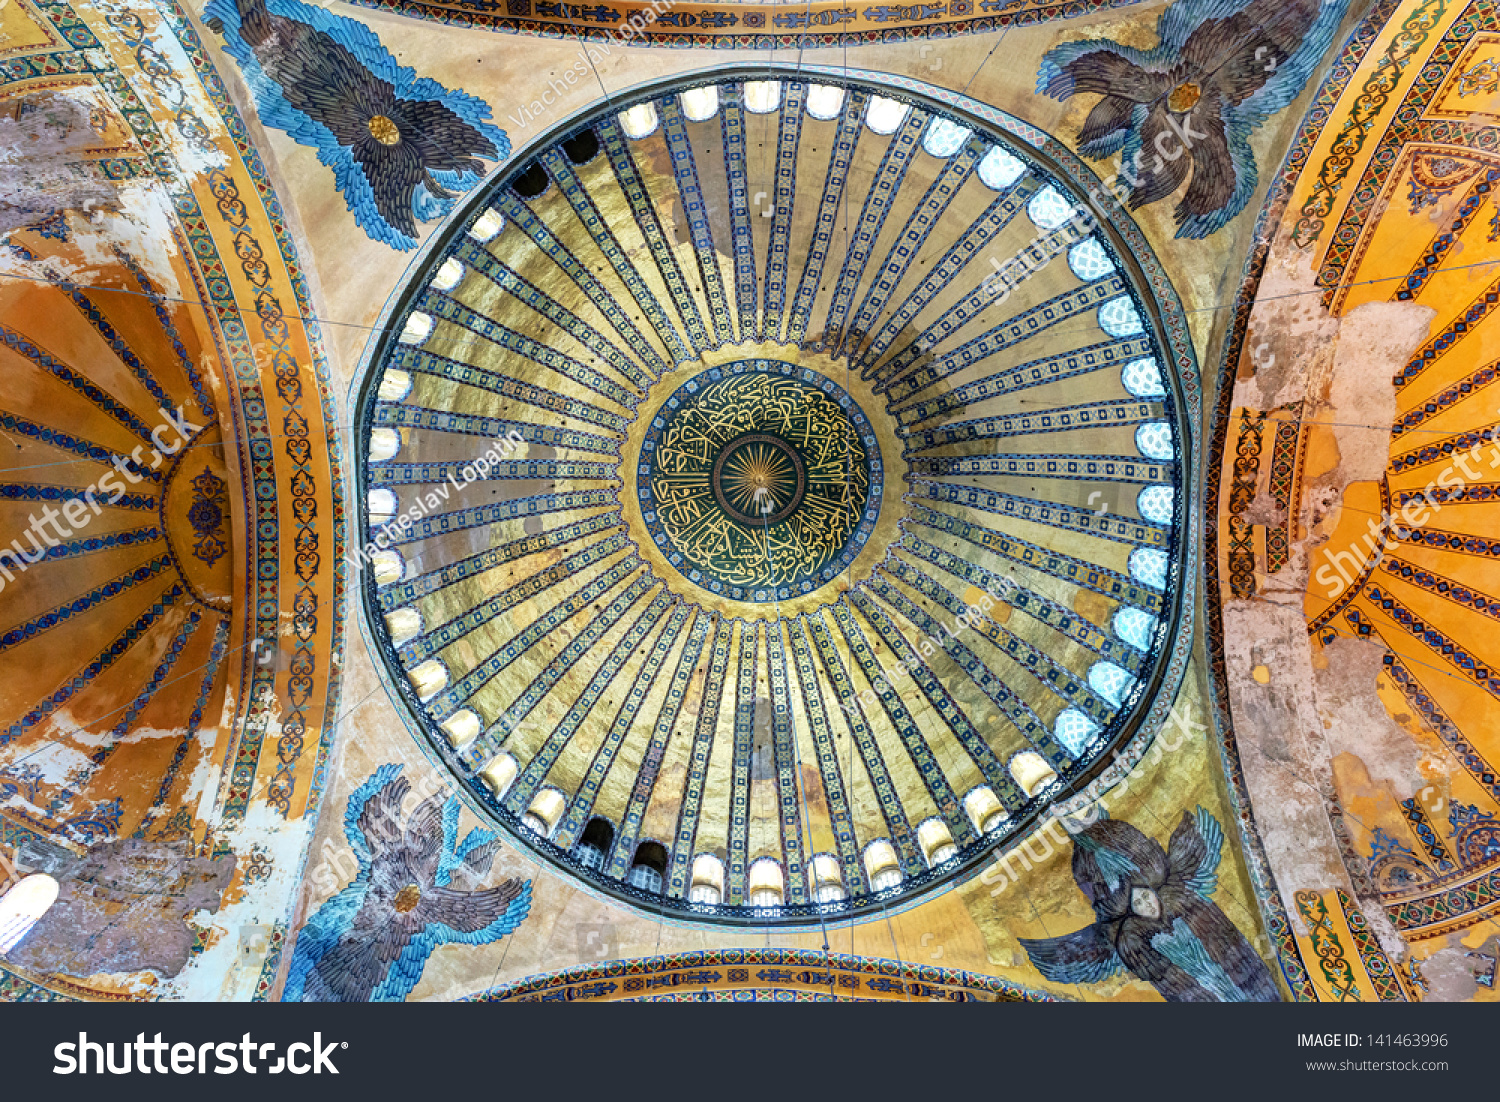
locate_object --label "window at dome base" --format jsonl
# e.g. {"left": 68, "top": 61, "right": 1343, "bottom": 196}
{"left": 354, "top": 68, "right": 1195, "bottom": 927}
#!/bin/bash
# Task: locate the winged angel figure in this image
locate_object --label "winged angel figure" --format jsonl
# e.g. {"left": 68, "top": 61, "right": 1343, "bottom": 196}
{"left": 1019, "top": 808, "right": 1279, "bottom": 1001}
{"left": 1038, "top": 0, "right": 1347, "bottom": 238}
{"left": 285, "top": 764, "right": 531, "bottom": 1002}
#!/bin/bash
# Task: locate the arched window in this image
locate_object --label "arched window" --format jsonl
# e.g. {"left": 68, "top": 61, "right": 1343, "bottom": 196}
{"left": 1121, "top": 356, "right": 1166, "bottom": 398}
{"left": 384, "top": 606, "right": 422, "bottom": 647}
{"left": 748, "top": 857, "right": 784, "bottom": 907}
{"left": 1088, "top": 661, "right": 1133, "bottom": 707}
{"left": 963, "top": 786, "right": 1009, "bottom": 834}
{"left": 378, "top": 367, "right": 412, "bottom": 402}
{"left": 1114, "top": 607, "right": 1157, "bottom": 651}
{"left": 865, "top": 96, "right": 910, "bottom": 134}
{"left": 922, "top": 117, "right": 970, "bottom": 157}
{"left": 406, "top": 658, "right": 447, "bottom": 701}
{"left": 808, "top": 853, "right": 847, "bottom": 903}
{"left": 1137, "top": 485, "right": 1175, "bottom": 526}
{"left": 917, "top": 819, "right": 958, "bottom": 868}
{"left": 617, "top": 103, "right": 659, "bottom": 139}
{"left": 397, "top": 310, "right": 432, "bottom": 345}
{"left": 628, "top": 841, "right": 668, "bottom": 894}
{"left": 1027, "top": 185, "right": 1076, "bottom": 230}
{"left": 1129, "top": 547, "right": 1169, "bottom": 590}
{"left": 368, "top": 426, "right": 402, "bottom": 463}
{"left": 512, "top": 161, "right": 549, "bottom": 197}
{"left": 561, "top": 129, "right": 600, "bottom": 164}
{"left": 439, "top": 708, "right": 481, "bottom": 750}
{"left": 680, "top": 85, "right": 719, "bottom": 122}
{"left": 743, "top": 81, "right": 781, "bottom": 114}
{"left": 864, "top": 839, "right": 902, "bottom": 891}
{"left": 1099, "top": 296, "right": 1145, "bottom": 337}
{"left": 367, "top": 488, "right": 397, "bottom": 527}
{"left": 805, "top": 84, "right": 845, "bottom": 120}
{"left": 1055, "top": 707, "right": 1100, "bottom": 757}
{"left": 1068, "top": 238, "right": 1115, "bottom": 281}
{"left": 522, "top": 788, "right": 565, "bottom": 839}
{"left": 467, "top": 207, "right": 504, "bottom": 243}
{"left": 1009, "top": 750, "right": 1058, "bottom": 797}
{"left": 429, "top": 257, "right": 464, "bottom": 293}
{"left": 1135, "top": 422, "right": 1175, "bottom": 460}
{"left": 576, "top": 817, "right": 615, "bottom": 872}
{"left": 689, "top": 854, "right": 725, "bottom": 905}
{"left": 978, "top": 145, "right": 1025, "bottom": 190}
{"left": 371, "top": 549, "right": 405, "bottom": 587}
{"left": 479, "top": 752, "right": 517, "bottom": 798}
{"left": 0, "top": 873, "right": 58, "bottom": 953}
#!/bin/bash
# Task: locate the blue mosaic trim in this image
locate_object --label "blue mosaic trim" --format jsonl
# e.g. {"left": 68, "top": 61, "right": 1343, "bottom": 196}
{"left": 914, "top": 480, "right": 1168, "bottom": 547}
{"left": 764, "top": 621, "right": 804, "bottom": 902}
{"left": 899, "top": 535, "right": 1143, "bottom": 673}
{"left": 508, "top": 587, "right": 676, "bottom": 812}
{"left": 0, "top": 483, "right": 154, "bottom": 511}
{"left": 719, "top": 85, "right": 756, "bottom": 343}
{"left": 379, "top": 489, "right": 618, "bottom": 548}
{"left": 150, "top": 615, "right": 229, "bottom": 817}
{"left": 0, "top": 324, "right": 157, "bottom": 441}
{"left": 597, "top": 116, "right": 712, "bottom": 352}
{"left": 658, "top": 100, "right": 735, "bottom": 348}
{"left": 911, "top": 452, "right": 1171, "bottom": 485}
{"left": 783, "top": 90, "right": 868, "bottom": 346}
{"left": 1365, "top": 584, "right": 1500, "bottom": 698}
{"left": 876, "top": 275, "right": 1129, "bottom": 395}
{"left": 909, "top": 503, "right": 1160, "bottom": 612}
{"left": 94, "top": 606, "right": 201, "bottom": 775}
{"left": 541, "top": 148, "right": 694, "bottom": 362}
{"left": 785, "top": 618, "right": 863, "bottom": 889}
{"left": 1390, "top": 359, "right": 1498, "bottom": 440}
{"left": 0, "top": 555, "right": 172, "bottom": 654}
{"left": 822, "top": 104, "right": 926, "bottom": 352}
{"left": 903, "top": 398, "right": 1165, "bottom": 452}
{"left": 727, "top": 621, "right": 757, "bottom": 902}
{"left": 761, "top": 82, "right": 806, "bottom": 341}
{"left": 1380, "top": 555, "right": 1500, "bottom": 622}
{"left": 857, "top": 177, "right": 1039, "bottom": 375}
{"left": 453, "top": 239, "right": 652, "bottom": 396}
{"left": 877, "top": 561, "right": 1108, "bottom": 733}
{"left": 606, "top": 608, "right": 712, "bottom": 876}
{"left": 2, "top": 583, "right": 182, "bottom": 747}
{"left": 1399, "top": 796, "right": 1456, "bottom": 871}
{"left": 1394, "top": 276, "right": 1500, "bottom": 390}
{"left": 18, "top": 526, "right": 163, "bottom": 566}
{"left": 376, "top": 511, "right": 622, "bottom": 611}
{"left": 397, "top": 535, "right": 629, "bottom": 664}
{"left": 843, "top": 134, "right": 982, "bottom": 350}
{"left": 375, "top": 403, "right": 620, "bottom": 457}
{"left": 559, "top": 598, "right": 690, "bottom": 849}
{"left": 667, "top": 615, "right": 728, "bottom": 897}
{"left": 0, "top": 411, "right": 157, "bottom": 479}
{"left": 421, "top": 289, "right": 640, "bottom": 411}
{"left": 1398, "top": 524, "right": 1500, "bottom": 558}
{"left": 1395, "top": 167, "right": 1500, "bottom": 303}
{"left": 805, "top": 610, "right": 921, "bottom": 872}
{"left": 828, "top": 598, "right": 977, "bottom": 831}
{"left": 495, "top": 193, "right": 667, "bottom": 376}
{"left": 1389, "top": 421, "right": 1500, "bottom": 474}
{"left": 62, "top": 285, "right": 178, "bottom": 416}
{"left": 467, "top": 571, "right": 660, "bottom": 769}
{"left": 392, "top": 345, "right": 631, "bottom": 434}
{"left": 442, "top": 558, "right": 643, "bottom": 728}
{"left": 892, "top": 336, "right": 1154, "bottom": 419}
{"left": 369, "top": 459, "right": 617, "bottom": 486}
{"left": 1385, "top": 657, "right": 1500, "bottom": 802}
{"left": 114, "top": 248, "right": 216, "bottom": 420}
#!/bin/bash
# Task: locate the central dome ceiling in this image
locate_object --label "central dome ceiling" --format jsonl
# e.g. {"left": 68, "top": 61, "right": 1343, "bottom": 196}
{"left": 356, "top": 67, "right": 1192, "bottom": 923}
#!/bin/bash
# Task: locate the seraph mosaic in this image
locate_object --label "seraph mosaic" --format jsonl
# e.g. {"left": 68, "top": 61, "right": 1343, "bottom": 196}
{"left": 205, "top": 0, "right": 510, "bottom": 249}
{"left": 285, "top": 765, "right": 531, "bottom": 1002}
{"left": 1019, "top": 808, "right": 1279, "bottom": 1001}
{"left": 1038, "top": 0, "right": 1348, "bottom": 238}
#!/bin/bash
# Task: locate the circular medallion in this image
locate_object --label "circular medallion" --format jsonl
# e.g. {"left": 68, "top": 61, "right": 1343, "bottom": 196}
{"left": 638, "top": 363, "right": 880, "bottom": 601}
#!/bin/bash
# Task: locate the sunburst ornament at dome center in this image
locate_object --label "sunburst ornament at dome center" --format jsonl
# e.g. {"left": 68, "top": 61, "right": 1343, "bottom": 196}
{"left": 639, "top": 362, "right": 879, "bottom": 602}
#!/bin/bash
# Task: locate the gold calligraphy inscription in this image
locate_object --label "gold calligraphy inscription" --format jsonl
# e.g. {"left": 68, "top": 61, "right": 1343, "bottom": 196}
{"left": 648, "top": 371, "right": 873, "bottom": 592}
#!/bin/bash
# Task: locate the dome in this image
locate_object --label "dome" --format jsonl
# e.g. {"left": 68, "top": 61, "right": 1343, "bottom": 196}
{"left": 354, "top": 68, "right": 1190, "bottom": 924}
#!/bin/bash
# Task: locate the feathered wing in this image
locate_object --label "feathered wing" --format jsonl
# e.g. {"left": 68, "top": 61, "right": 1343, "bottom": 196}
{"left": 1166, "top": 806, "right": 1223, "bottom": 899}
{"left": 1019, "top": 925, "right": 1125, "bottom": 985}
{"left": 368, "top": 881, "right": 533, "bottom": 1003}
{"left": 417, "top": 877, "right": 528, "bottom": 936}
